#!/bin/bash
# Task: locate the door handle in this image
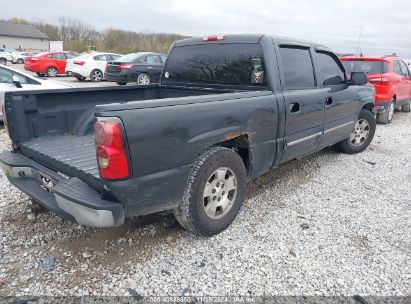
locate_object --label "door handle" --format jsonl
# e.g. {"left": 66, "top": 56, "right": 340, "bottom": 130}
{"left": 325, "top": 96, "right": 333, "bottom": 105}
{"left": 289, "top": 102, "right": 300, "bottom": 113}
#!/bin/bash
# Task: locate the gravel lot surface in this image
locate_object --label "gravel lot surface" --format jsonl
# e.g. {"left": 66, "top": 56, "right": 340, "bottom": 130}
{"left": 0, "top": 82, "right": 410, "bottom": 298}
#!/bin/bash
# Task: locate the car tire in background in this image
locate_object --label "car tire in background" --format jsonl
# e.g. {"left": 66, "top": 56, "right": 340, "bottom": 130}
{"left": 402, "top": 100, "right": 411, "bottom": 112}
{"left": 75, "top": 75, "right": 86, "bottom": 81}
{"left": 0, "top": 58, "right": 7, "bottom": 65}
{"left": 377, "top": 99, "right": 395, "bottom": 124}
{"left": 17, "top": 59, "right": 24, "bottom": 64}
{"left": 90, "top": 69, "right": 103, "bottom": 82}
{"left": 137, "top": 73, "right": 151, "bottom": 85}
{"left": 46, "top": 66, "right": 58, "bottom": 77}
{"left": 116, "top": 82, "right": 127, "bottom": 85}
{"left": 174, "top": 146, "right": 247, "bottom": 236}
{"left": 337, "top": 109, "right": 376, "bottom": 154}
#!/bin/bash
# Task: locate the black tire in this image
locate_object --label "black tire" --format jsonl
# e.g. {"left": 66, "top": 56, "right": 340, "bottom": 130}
{"left": 174, "top": 146, "right": 247, "bottom": 236}
{"left": 337, "top": 109, "right": 376, "bottom": 154}
{"left": 46, "top": 66, "right": 58, "bottom": 77}
{"left": 36, "top": 72, "right": 45, "bottom": 77}
{"left": 402, "top": 100, "right": 410, "bottom": 112}
{"left": 116, "top": 82, "right": 127, "bottom": 85}
{"left": 76, "top": 75, "right": 86, "bottom": 81}
{"left": 90, "top": 69, "right": 103, "bottom": 82}
{"left": 17, "top": 58, "right": 24, "bottom": 64}
{"left": 377, "top": 100, "right": 395, "bottom": 124}
{"left": 0, "top": 58, "right": 7, "bottom": 65}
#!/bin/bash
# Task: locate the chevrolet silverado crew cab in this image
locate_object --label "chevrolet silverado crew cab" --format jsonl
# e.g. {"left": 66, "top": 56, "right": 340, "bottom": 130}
{"left": 0, "top": 35, "right": 376, "bottom": 236}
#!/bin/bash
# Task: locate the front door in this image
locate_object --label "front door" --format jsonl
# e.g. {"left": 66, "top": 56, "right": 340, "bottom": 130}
{"left": 277, "top": 45, "right": 324, "bottom": 163}
{"left": 314, "top": 50, "right": 358, "bottom": 147}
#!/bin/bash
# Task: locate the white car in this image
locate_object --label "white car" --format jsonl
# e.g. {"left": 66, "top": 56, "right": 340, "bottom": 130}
{"left": 66, "top": 52, "right": 121, "bottom": 82}
{"left": 11, "top": 52, "right": 34, "bottom": 64}
{"left": 0, "top": 50, "right": 13, "bottom": 65}
{"left": 0, "top": 65, "right": 73, "bottom": 122}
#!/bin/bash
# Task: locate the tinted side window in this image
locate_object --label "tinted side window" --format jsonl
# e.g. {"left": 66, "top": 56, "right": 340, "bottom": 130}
{"left": 52, "top": 53, "right": 66, "bottom": 59}
{"left": 94, "top": 54, "right": 111, "bottom": 61}
{"left": 65, "top": 53, "right": 76, "bottom": 59}
{"left": 279, "top": 47, "right": 315, "bottom": 90}
{"left": 315, "top": 51, "right": 345, "bottom": 86}
{"left": 139, "top": 56, "right": 147, "bottom": 63}
{"left": 394, "top": 61, "right": 402, "bottom": 75}
{"left": 160, "top": 55, "right": 167, "bottom": 63}
{"left": 110, "top": 55, "right": 121, "bottom": 60}
{"left": 146, "top": 55, "right": 161, "bottom": 64}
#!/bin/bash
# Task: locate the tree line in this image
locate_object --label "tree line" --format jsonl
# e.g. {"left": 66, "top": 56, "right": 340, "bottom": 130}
{"left": 4, "top": 17, "right": 188, "bottom": 54}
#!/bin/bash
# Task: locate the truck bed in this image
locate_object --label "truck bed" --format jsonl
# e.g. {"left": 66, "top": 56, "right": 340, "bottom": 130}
{"left": 20, "top": 135, "right": 99, "bottom": 186}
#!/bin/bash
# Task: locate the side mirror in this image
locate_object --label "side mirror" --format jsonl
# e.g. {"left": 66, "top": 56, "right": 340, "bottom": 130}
{"left": 350, "top": 72, "right": 368, "bottom": 86}
{"left": 12, "top": 75, "right": 22, "bottom": 88}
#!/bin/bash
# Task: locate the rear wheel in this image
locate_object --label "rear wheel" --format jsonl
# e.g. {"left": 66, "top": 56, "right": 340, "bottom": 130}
{"left": 377, "top": 99, "right": 395, "bottom": 124}
{"left": 75, "top": 75, "right": 86, "bottom": 81}
{"left": 46, "top": 66, "right": 58, "bottom": 77}
{"left": 402, "top": 100, "right": 410, "bottom": 112}
{"left": 0, "top": 58, "right": 6, "bottom": 65}
{"left": 90, "top": 69, "right": 103, "bottom": 82}
{"left": 116, "top": 82, "right": 127, "bottom": 85}
{"left": 137, "top": 73, "right": 151, "bottom": 85}
{"left": 17, "top": 58, "right": 24, "bottom": 64}
{"left": 337, "top": 109, "right": 376, "bottom": 154}
{"left": 174, "top": 147, "right": 246, "bottom": 236}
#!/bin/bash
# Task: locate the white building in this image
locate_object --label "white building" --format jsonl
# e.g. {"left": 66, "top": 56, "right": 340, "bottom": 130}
{"left": 0, "top": 21, "right": 50, "bottom": 52}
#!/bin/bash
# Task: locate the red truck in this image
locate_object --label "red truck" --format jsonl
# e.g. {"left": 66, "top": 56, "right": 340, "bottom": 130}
{"left": 340, "top": 55, "right": 411, "bottom": 123}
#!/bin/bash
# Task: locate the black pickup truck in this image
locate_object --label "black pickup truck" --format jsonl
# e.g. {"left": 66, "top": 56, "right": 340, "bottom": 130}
{"left": 0, "top": 34, "right": 376, "bottom": 236}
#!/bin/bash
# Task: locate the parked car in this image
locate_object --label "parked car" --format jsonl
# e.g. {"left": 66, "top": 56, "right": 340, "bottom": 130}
{"left": 66, "top": 52, "right": 122, "bottom": 82}
{"left": 340, "top": 55, "right": 411, "bottom": 123}
{"left": 0, "top": 34, "right": 375, "bottom": 236}
{"left": 0, "top": 49, "right": 13, "bottom": 65}
{"left": 0, "top": 65, "right": 73, "bottom": 122}
{"left": 105, "top": 52, "right": 167, "bottom": 85}
{"left": 11, "top": 52, "right": 34, "bottom": 64}
{"left": 24, "top": 51, "right": 78, "bottom": 77}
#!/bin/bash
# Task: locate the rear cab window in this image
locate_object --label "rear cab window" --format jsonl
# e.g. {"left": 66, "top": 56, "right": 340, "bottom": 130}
{"left": 162, "top": 43, "right": 267, "bottom": 89}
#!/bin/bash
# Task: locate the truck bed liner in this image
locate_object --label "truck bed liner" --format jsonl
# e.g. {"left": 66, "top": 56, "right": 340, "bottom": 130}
{"left": 20, "top": 134, "right": 99, "bottom": 180}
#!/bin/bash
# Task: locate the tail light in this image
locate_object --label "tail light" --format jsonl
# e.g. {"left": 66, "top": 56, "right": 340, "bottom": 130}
{"left": 203, "top": 35, "right": 225, "bottom": 42}
{"left": 73, "top": 61, "right": 85, "bottom": 65}
{"left": 94, "top": 118, "right": 130, "bottom": 180}
{"left": 119, "top": 64, "right": 133, "bottom": 69}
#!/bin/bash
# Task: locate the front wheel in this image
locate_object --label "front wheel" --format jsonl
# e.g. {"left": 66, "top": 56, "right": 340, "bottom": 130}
{"left": 337, "top": 109, "right": 376, "bottom": 154}
{"left": 0, "top": 58, "right": 6, "bottom": 65}
{"left": 174, "top": 147, "right": 246, "bottom": 236}
{"left": 402, "top": 100, "right": 410, "bottom": 112}
{"left": 137, "top": 73, "right": 151, "bottom": 85}
{"left": 17, "top": 58, "right": 24, "bottom": 64}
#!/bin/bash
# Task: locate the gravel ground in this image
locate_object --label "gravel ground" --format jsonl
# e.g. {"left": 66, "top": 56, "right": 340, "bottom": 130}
{"left": 0, "top": 110, "right": 410, "bottom": 298}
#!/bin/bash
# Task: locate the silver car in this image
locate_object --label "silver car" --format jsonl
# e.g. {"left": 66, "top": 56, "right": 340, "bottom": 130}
{"left": 11, "top": 52, "right": 33, "bottom": 64}
{"left": 0, "top": 65, "right": 73, "bottom": 121}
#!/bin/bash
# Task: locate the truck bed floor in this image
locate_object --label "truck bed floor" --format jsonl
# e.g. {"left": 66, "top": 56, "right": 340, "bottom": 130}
{"left": 20, "top": 134, "right": 99, "bottom": 180}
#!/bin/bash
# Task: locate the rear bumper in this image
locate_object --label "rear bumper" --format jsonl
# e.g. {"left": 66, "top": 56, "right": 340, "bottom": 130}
{"left": 0, "top": 150, "right": 124, "bottom": 227}
{"left": 104, "top": 72, "right": 129, "bottom": 83}
{"left": 374, "top": 100, "right": 391, "bottom": 113}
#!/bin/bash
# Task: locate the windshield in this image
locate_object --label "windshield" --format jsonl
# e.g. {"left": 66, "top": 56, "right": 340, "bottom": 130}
{"left": 342, "top": 60, "right": 389, "bottom": 75}
{"left": 162, "top": 43, "right": 267, "bottom": 88}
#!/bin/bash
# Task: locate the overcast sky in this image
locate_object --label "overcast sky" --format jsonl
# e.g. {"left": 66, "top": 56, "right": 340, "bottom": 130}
{"left": 2, "top": 0, "right": 411, "bottom": 58}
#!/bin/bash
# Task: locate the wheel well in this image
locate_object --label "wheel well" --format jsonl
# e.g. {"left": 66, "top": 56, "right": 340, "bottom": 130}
{"left": 362, "top": 103, "right": 374, "bottom": 112}
{"left": 215, "top": 134, "right": 251, "bottom": 174}
{"left": 392, "top": 95, "right": 396, "bottom": 103}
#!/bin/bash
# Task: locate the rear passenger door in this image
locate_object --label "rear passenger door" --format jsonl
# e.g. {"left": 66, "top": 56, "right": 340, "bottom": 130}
{"left": 145, "top": 55, "right": 163, "bottom": 81}
{"left": 50, "top": 53, "right": 67, "bottom": 74}
{"left": 393, "top": 60, "right": 407, "bottom": 100}
{"left": 399, "top": 60, "right": 411, "bottom": 102}
{"left": 314, "top": 50, "right": 358, "bottom": 147}
{"left": 277, "top": 45, "right": 324, "bottom": 163}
